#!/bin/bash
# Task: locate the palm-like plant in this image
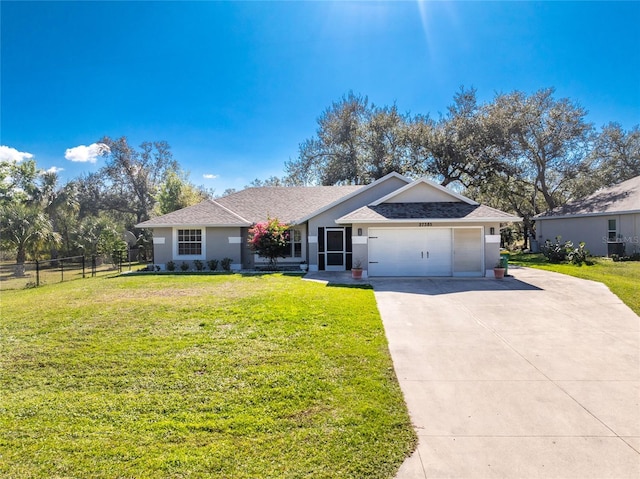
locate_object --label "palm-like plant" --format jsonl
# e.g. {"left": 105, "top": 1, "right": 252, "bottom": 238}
{"left": 0, "top": 203, "right": 60, "bottom": 275}
{"left": 36, "top": 172, "right": 80, "bottom": 256}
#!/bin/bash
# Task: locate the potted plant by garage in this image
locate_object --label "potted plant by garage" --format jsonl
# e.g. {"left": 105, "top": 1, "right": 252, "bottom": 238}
{"left": 299, "top": 261, "right": 308, "bottom": 271}
{"left": 493, "top": 261, "right": 506, "bottom": 279}
{"left": 351, "top": 259, "right": 363, "bottom": 280}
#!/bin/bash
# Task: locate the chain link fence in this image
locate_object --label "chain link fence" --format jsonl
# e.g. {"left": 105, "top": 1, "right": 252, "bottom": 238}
{"left": 0, "top": 255, "right": 126, "bottom": 290}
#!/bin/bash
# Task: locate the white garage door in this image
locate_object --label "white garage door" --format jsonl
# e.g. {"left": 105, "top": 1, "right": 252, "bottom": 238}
{"left": 452, "top": 228, "right": 484, "bottom": 276}
{"left": 368, "top": 228, "right": 452, "bottom": 277}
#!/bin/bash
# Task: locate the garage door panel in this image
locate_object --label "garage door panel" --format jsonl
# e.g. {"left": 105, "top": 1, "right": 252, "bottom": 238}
{"left": 425, "top": 228, "right": 452, "bottom": 276}
{"left": 453, "top": 228, "right": 483, "bottom": 276}
{"left": 369, "top": 230, "right": 416, "bottom": 276}
{"left": 369, "top": 228, "right": 452, "bottom": 277}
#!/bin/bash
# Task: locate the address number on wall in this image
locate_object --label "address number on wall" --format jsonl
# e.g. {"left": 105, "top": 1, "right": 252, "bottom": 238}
{"left": 418, "top": 222, "right": 433, "bottom": 227}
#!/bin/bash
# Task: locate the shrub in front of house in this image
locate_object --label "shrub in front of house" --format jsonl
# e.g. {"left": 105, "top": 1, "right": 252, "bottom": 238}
{"left": 180, "top": 261, "right": 190, "bottom": 272}
{"left": 193, "top": 259, "right": 204, "bottom": 271}
{"left": 221, "top": 258, "right": 232, "bottom": 272}
{"left": 541, "top": 236, "right": 590, "bottom": 265}
{"left": 611, "top": 252, "right": 640, "bottom": 262}
{"left": 166, "top": 261, "right": 176, "bottom": 272}
{"left": 247, "top": 217, "right": 290, "bottom": 270}
{"left": 567, "top": 242, "right": 590, "bottom": 265}
{"left": 541, "top": 237, "right": 568, "bottom": 263}
{"left": 207, "top": 259, "right": 219, "bottom": 271}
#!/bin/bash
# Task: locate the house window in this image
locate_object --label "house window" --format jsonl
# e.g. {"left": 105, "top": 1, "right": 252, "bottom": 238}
{"left": 608, "top": 219, "right": 617, "bottom": 242}
{"left": 283, "top": 229, "right": 302, "bottom": 258}
{"left": 177, "top": 229, "right": 202, "bottom": 255}
{"left": 292, "top": 229, "right": 302, "bottom": 258}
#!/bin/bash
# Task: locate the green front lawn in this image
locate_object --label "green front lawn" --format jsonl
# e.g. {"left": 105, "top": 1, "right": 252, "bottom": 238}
{"left": 0, "top": 274, "right": 416, "bottom": 478}
{"left": 510, "top": 253, "right": 640, "bottom": 315}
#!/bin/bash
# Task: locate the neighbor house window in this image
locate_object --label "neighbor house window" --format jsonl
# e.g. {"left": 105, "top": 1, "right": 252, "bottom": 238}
{"left": 608, "top": 219, "right": 617, "bottom": 242}
{"left": 178, "top": 229, "right": 202, "bottom": 255}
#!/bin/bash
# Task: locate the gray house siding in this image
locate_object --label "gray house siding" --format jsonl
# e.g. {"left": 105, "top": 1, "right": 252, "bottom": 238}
{"left": 150, "top": 226, "right": 243, "bottom": 270}
{"left": 533, "top": 176, "right": 640, "bottom": 258}
{"left": 240, "top": 228, "right": 254, "bottom": 270}
{"left": 307, "top": 175, "right": 409, "bottom": 271}
{"left": 205, "top": 227, "right": 243, "bottom": 269}
{"left": 150, "top": 227, "right": 172, "bottom": 266}
{"left": 484, "top": 222, "right": 502, "bottom": 273}
{"left": 537, "top": 213, "right": 640, "bottom": 257}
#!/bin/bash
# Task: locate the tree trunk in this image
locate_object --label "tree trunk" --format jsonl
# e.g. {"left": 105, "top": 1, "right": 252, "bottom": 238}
{"left": 14, "top": 263, "right": 26, "bottom": 277}
{"left": 14, "top": 245, "right": 27, "bottom": 277}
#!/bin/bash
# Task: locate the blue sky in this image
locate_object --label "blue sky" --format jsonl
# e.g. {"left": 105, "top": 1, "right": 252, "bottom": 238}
{"left": 2, "top": 1, "right": 639, "bottom": 193}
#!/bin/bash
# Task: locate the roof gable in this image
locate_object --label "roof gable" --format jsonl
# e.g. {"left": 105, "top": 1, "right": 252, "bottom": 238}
{"left": 295, "top": 172, "right": 412, "bottom": 223}
{"left": 536, "top": 175, "right": 640, "bottom": 219}
{"left": 371, "top": 177, "right": 477, "bottom": 206}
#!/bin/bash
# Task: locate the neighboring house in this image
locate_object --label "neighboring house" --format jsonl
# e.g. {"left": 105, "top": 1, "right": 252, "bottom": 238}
{"left": 535, "top": 175, "right": 640, "bottom": 257}
{"left": 136, "top": 172, "right": 521, "bottom": 277}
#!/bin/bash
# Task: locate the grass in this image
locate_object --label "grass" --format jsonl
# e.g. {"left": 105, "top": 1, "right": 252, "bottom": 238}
{"left": 0, "top": 260, "right": 127, "bottom": 291}
{"left": 0, "top": 274, "right": 416, "bottom": 478}
{"left": 510, "top": 253, "right": 640, "bottom": 315}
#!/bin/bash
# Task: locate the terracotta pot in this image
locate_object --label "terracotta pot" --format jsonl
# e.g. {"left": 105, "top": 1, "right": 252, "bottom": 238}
{"left": 494, "top": 267, "right": 506, "bottom": 279}
{"left": 351, "top": 268, "right": 363, "bottom": 279}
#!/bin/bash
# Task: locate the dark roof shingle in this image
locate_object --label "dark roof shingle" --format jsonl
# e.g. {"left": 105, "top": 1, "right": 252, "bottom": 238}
{"left": 338, "top": 202, "right": 520, "bottom": 222}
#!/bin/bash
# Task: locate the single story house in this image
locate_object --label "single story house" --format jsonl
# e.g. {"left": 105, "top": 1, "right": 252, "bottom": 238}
{"left": 136, "top": 172, "right": 521, "bottom": 277}
{"left": 534, "top": 175, "right": 640, "bottom": 257}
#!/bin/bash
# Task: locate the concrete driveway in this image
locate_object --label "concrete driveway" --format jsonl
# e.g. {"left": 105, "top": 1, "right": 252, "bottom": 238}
{"left": 372, "top": 267, "right": 640, "bottom": 479}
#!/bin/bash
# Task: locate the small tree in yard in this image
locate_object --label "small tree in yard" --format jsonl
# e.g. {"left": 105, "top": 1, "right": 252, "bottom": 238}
{"left": 247, "top": 217, "right": 290, "bottom": 270}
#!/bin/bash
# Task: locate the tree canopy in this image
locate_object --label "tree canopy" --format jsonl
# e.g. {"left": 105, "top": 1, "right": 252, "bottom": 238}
{"left": 284, "top": 87, "right": 637, "bottom": 246}
{"left": 2, "top": 87, "right": 638, "bottom": 266}
{"left": 0, "top": 138, "right": 210, "bottom": 265}
{"left": 285, "top": 92, "right": 417, "bottom": 185}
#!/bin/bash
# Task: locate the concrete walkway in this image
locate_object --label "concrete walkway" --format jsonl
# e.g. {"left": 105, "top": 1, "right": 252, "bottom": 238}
{"left": 371, "top": 268, "right": 640, "bottom": 479}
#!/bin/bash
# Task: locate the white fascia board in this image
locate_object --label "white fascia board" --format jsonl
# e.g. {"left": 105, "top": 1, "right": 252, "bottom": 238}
{"left": 535, "top": 209, "right": 640, "bottom": 220}
{"left": 336, "top": 217, "right": 522, "bottom": 224}
{"left": 136, "top": 222, "right": 250, "bottom": 228}
{"left": 370, "top": 177, "right": 478, "bottom": 206}
{"left": 293, "top": 172, "right": 412, "bottom": 224}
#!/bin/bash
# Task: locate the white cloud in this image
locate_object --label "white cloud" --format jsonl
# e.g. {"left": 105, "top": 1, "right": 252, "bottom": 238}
{"left": 64, "top": 143, "right": 110, "bottom": 163}
{"left": 45, "top": 166, "right": 64, "bottom": 174}
{"left": 203, "top": 174, "right": 219, "bottom": 180}
{"left": 0, "top": 145, "right": 34, "bottom": 163}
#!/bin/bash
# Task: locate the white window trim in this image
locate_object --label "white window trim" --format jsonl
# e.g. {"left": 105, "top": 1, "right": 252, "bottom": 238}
{"left": 253, "top": 228, "right": 304, "bottom": 263}
{"left": 173, "top": 227, "right": 206, "bottom": 260}
{"left": 607, "top": 218, "right": 618, "bottom": 243}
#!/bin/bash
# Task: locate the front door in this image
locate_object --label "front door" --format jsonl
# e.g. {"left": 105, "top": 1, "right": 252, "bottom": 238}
{"left": 325, "top": 228, "right": 345, "bottom": 271}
